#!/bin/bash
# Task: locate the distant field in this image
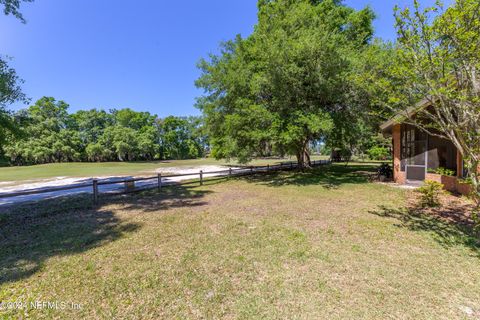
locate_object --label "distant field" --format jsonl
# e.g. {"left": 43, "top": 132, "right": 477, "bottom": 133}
{"left": 0, "top": 156, "right": 329, "bottom": 182}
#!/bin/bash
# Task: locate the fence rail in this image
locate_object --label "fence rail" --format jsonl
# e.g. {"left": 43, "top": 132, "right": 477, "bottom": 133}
{"left": 0, "top": 159, "right": 331, "bottom": 205}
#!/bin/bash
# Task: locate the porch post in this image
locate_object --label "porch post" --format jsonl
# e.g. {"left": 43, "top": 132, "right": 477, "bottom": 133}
{"left": 392, "top": 124, "right": 402, "bottom": 183}
{"left": 425, "top": 134, "right": 429, "bottom": 176}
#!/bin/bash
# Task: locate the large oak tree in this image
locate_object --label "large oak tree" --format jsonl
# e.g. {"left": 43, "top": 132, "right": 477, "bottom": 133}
{"left": 196, "top": 0, "right": 375, "bottom": 168}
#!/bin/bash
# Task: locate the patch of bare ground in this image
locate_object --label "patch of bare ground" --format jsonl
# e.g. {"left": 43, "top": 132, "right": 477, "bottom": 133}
{"left": 408, "top": 190, "right": 476, "bottom": 228}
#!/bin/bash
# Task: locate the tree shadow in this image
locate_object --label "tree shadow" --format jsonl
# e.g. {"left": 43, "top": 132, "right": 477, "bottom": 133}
{"left": 104, "top": 183, "right": 214, "bottom": 213}
{"left": 242, "top": 164, "right": 377, "bottom": 188}
{"left": 0, "top": 196, "right": 139, "bottom": 285}
{"left": 369, "top": 204, "right": 480, "bottom": 257}
{"left": 0, "top": 184, "right": 213, "bottom": 286}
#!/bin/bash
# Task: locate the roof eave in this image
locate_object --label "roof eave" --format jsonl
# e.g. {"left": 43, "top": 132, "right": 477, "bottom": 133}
{"left": 379, "top": 98, "right": 432, "bottom": 135}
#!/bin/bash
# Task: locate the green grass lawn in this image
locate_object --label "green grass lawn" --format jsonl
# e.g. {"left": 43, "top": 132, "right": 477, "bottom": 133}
{"left": 1, "top": 163, "right": 479, "bottom": 319}
{"left": 0, "top": 156, "right": 328, "bottom": 182}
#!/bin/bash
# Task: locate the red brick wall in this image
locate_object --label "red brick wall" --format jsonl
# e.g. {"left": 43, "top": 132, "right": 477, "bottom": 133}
{"left": 425, "top": 172, "right": 473, "bottom": 195}
{"left": 426, "top": 173, "right": 457, "bottom": 193}
{"left": 456, "top": 180, "right": 472, "bottom": 195}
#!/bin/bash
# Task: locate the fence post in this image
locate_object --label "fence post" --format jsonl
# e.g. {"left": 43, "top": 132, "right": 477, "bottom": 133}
{"left": 229, "top": 167, "right": 232, "bottom": 179}
{"left": 92, "top": 179, "right": 98, "bottom": 205}
{"left": 200, "top": 170, "right": 203, "bottom": 186}
{"left": 290, "top": 162, "right": 293, "bottom": 169}
{"left": 250, "top": 166, "right": 254, "bottom": 174}
{"left": 157, "top": 173, "right": 162, "bottom": 191}
{"left": 267, "top": 164, "right": 270, "bottom": 172}
{"left": 125, "top": 179, "right": 135, "bottom": 193}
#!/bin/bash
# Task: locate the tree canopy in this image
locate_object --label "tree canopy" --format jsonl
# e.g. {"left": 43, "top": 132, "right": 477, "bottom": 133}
{"left": 0, "top": 56, "right": 28, "bottom": 156}
{"left": 0, "top": 0, "right": 33, "bottom": 23}
{"left": 0, "top": 0, "right": 32, "bottom": 156}
{"left": 196, "top": 0, "right": 378, "bottom": 167}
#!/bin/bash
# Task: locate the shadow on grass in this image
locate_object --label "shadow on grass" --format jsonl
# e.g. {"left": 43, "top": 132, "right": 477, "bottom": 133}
{"left": 242, "top": 163, "right": 377, "bottom": 189}
{"left": 370, "top": 204, "right": 480, "bottom": 257}
{"left": 0, "top": 184, "right": 213, "bottom": 285}
{"left": 106, "top": 183, "right": 214, "bottom": 213}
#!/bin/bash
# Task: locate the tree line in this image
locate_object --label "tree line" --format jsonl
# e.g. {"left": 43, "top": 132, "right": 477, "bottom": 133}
{"left": 2, "top": 97, "right": 207, "bottom": 165}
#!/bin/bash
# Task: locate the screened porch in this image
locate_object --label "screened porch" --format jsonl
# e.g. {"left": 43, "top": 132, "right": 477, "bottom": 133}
{"left": 400, "top": 124, "right": 458, "bottom": 182}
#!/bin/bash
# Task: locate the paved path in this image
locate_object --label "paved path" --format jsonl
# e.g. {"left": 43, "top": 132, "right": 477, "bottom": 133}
{"left": 0, "top": 168, "right": 250, "bottom": 207}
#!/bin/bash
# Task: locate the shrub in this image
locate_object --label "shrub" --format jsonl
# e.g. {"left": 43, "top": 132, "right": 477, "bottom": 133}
{"left": 428, "top": 167, "right": 456, "bottom": 176}
{"left": 367, "top": 146, "right": 390, "bottom": 161}
{"left": 417, "top": 180, "right": 444, "bottom": 207}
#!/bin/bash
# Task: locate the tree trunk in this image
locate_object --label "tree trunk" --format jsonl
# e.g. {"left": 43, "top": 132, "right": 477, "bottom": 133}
{"left": 295, "top": 141, "right": 311, "bottom": 170}
{"left": 465, "top": 158, "right": 480, "bottom": 229}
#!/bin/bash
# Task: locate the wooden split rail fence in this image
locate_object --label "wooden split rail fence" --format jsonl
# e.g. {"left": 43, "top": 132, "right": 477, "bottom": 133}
{"left": 0, "top": 159, "right": 331, "bottom": 205}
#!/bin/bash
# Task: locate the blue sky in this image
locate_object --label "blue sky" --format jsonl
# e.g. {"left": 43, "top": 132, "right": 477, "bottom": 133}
{"left": 1, "top": 0, "right": 450, "bottom": 117}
